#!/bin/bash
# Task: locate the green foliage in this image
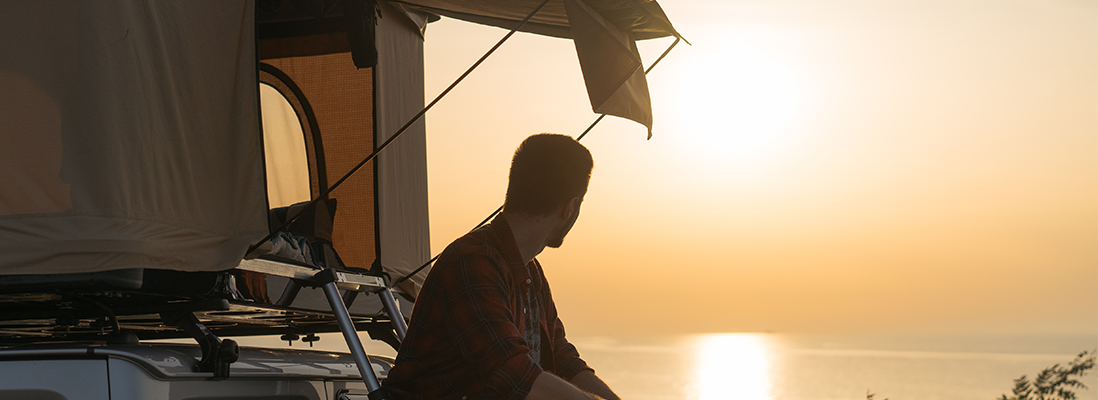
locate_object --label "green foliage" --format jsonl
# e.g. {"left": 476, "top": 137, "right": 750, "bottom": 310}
{"left": 866, "top": 389, "right": 889, "bottom": 400}
{"left": 864, "top": 350, "right": 1094, "bottom": 400}
{"left": 1000, "top": 350, "right": 1097, "bottom": 400}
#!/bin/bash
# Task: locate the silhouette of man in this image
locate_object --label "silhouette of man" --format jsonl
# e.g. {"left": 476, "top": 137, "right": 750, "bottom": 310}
{"left": 384, "top": 133, "right": 620, "bottom": 400}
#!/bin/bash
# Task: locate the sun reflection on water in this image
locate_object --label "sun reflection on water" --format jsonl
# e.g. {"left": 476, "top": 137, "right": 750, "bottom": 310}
{"left": 691, "top": 333, "right": 773, "bottom": 400}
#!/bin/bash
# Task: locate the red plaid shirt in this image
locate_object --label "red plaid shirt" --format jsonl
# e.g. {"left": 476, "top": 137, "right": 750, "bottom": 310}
{"left": 383, "top": 215, "right": 592, "bottom": 400}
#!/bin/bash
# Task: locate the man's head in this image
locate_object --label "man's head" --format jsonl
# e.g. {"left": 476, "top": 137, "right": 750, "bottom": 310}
{"left": 504, "top": 133, "right": 593, "bottom": 220}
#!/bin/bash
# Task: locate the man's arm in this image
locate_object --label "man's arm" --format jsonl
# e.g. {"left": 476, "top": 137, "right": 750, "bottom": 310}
{"left": 526, "top": 371, "right": 606, "bottom": 400}
{"left": 570, "top": 370, "right": 621, "bottom": 400}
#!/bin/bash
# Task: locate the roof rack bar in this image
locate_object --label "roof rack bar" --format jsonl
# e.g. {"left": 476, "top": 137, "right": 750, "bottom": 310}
{"left": 160, "top": 310, "right": 239, "bottom": 380}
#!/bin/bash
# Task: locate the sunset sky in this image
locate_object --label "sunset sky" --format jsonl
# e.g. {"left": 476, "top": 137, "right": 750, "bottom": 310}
{"left": 418, "top": 0, "right": 1097, "bottom": 336}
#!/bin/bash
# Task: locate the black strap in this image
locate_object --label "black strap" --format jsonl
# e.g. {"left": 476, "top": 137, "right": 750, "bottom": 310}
{"left": 367, "top": 387, "right": 391, "bottom": 400}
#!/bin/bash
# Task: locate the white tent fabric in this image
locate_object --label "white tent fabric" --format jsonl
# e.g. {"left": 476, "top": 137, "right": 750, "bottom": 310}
{"left": 376, "top": 1, "right": 433, "bottom": 297}
{"left": 0, "top": 1, "right": 266, "bottom": 275}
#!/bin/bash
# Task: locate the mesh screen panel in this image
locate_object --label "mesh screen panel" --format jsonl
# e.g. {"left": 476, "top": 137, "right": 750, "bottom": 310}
{"left": 262, "top": 53, "right": 377, "bottom": 271}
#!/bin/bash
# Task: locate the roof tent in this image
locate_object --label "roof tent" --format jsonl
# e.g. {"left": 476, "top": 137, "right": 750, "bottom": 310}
{"left": 0, "top": 0, "right": 678, "bottom": 342}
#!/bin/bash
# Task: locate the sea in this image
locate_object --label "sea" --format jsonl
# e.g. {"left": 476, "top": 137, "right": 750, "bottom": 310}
{"left": 565, "top": 333, "right": 1098, "bottom": 400}
{"left": 256, "top": 332, "right": 1098, "bottom": 400}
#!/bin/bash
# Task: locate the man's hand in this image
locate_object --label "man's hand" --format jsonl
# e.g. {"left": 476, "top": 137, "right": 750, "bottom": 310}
{"left": 525, "top": 371, "right": 607, "bottom": 400}
{"left": 570, "top": 370, "right": 621, "bottom": 400}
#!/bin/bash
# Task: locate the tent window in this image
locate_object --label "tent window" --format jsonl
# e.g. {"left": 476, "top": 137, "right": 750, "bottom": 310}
{"left": 260, "top": 83, "right": 310, "bottom": 208}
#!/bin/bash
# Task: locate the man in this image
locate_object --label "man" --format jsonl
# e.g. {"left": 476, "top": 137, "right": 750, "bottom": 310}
{"left": 384, "top": 134, "right": 620, "bottom": 400}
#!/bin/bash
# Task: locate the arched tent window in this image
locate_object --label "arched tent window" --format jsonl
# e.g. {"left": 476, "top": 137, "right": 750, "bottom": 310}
{"left": 260, "top": 83, "right": 310, "bottom": 208}
{"left": 258, "top": 63, "right": 328, "bottom": 210}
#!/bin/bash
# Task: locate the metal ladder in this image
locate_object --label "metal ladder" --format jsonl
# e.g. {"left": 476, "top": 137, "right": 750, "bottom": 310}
{"left": 238, "top": 259, "right": 409, "bottom": 399}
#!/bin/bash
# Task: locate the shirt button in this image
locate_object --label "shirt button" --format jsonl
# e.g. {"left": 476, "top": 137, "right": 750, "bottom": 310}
{"left": 525, "top": 278, "right": 532, "bottom": 284}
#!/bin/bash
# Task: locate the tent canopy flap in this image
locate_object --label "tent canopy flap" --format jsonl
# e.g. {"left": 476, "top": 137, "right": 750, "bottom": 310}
{"left": 396, "top": 0, "right": 680, "bottom": 40}
{"left": 398, "top": 0, "right": 672, "bottom": 136}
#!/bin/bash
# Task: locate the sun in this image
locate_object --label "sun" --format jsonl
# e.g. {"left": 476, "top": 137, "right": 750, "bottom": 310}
{"left": 690, "top": 333, "right": 774, "bottom": 400}
{"left": 654, "top": 27, "right": 811, "bottom": 169}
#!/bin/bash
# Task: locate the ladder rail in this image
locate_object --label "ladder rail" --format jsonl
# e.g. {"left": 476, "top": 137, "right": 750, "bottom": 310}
{"left": 377, "top": 283, "right": 408, "bottom": 341}
{"left": 322, "top": 281, "right": 385, "bottom": 395}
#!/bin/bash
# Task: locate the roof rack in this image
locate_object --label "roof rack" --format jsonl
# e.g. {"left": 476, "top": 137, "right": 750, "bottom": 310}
{"left": 0, "top": 258, "right": 406, "bottom": 396}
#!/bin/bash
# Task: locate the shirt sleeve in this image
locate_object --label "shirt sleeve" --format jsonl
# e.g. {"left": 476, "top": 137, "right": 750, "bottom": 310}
{"left": 548, "top": 316, "right": 593, "bottom": 380}
{"left": 436, "top": 252, "right": 543, "bottom": 400}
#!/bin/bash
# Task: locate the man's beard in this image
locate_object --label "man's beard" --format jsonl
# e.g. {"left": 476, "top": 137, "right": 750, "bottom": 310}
{"left": 546, "top": 208, "right": 580, "bottom": 249}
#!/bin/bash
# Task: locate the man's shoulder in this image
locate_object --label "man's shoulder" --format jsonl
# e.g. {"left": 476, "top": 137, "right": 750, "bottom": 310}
{"left": 440, "top": 224, "right": 501, "bottom": 256}
{"left": 416, "top": 225, "right": 514, "bottom": 300}
{"left": 431, "top": 225, "right": 508, "bottom": 272}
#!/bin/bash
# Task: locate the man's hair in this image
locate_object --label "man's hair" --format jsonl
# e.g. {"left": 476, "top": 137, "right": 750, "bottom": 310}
{"left": 504, "top": 134, "right": 593, "bottom": 216}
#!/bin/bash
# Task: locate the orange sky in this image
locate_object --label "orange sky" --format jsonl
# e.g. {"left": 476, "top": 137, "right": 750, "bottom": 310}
{"left": 419, "top": 0, "right": 1097, "bottom": 335}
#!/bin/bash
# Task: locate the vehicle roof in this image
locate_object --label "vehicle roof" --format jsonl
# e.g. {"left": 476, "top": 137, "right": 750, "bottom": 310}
{"left": 0, "top": 342, "right": 392, "bottom": 380}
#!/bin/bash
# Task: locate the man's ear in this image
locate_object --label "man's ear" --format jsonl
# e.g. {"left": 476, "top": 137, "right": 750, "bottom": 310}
{"left": 560, "top": 196, "right": 581, "bottom": 219}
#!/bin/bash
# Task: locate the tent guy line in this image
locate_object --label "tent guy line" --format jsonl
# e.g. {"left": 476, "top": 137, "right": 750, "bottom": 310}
{"left": 390, "top": 36, "right": 684, "bottom": 290}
